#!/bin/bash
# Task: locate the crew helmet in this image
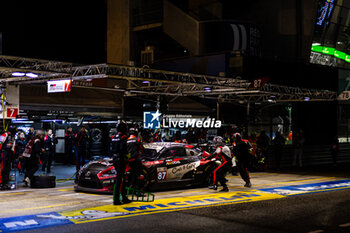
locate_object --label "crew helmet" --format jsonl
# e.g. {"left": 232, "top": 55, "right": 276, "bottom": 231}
{"left": 117, "top": 121, "right": 127, "bottom": 133}
{"left": 213, "top": 136, "right": 224, "bottom": 145}
{"left": 129, "top": 127, "right": 138, "bottom": 136}
{"left": 234, "top": 133, "right": 242, "bottom": 140}
{"left": 8, "top": 125, "right": 17, "bottom": 135}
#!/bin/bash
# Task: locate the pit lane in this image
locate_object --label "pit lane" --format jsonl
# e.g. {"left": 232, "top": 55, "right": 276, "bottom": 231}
{"left": 0, "top": 164, "right": 348, "bottom": 219}
{"left": 0, "top": 164, "right": 349, "bottom": 232}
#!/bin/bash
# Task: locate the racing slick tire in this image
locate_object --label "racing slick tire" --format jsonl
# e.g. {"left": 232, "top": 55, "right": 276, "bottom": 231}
{"left": 31, "top": 175, "right": 56, "bottom": 188}
{"left": 127, "top": 167, "right": 151, "bottom": 191}
{"left": 140, "top": 167, "right": 151, "bottom": 191}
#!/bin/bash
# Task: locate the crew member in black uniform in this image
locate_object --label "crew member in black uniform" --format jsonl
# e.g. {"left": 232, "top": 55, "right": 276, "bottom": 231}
{"left": 0, "top": 125, "right": 16, "bottom": 190}
{"left": 75, "top": 126, "right": 89, "bottom": 179}
{"left": 206, "top": 136, "right": 232, "bottom": 192}
{"left": 26, "top": 127, "right": 35, "bottom": 142}
{"left": 15, "top": 132, "right": 26, "bottom": 174}
{"left": 127, "top": 128, "right": 144, "bottom": 189}
{"left": 64, "top": 127, "right": 75, "bottom": 164}
{"left": 111, "top": 122, "right": 132, "bottom": 205}
{"left": 42, "top": 129, "right": 57, "bottom": 174}
{"left": 24, "top": 130, "right": 44, "bottom": 187}
{"left": 233, "top": 133, "right": 252, "bottom": 187}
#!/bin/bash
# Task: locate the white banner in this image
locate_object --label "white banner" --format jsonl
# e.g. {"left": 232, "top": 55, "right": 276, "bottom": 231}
{"left": 47, "top": 80, "right": 71, "bottom": 93}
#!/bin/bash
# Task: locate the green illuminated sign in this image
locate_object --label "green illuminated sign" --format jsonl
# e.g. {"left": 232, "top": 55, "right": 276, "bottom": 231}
{"left": 311, "top": 44, "right": 350, "bottom": 63}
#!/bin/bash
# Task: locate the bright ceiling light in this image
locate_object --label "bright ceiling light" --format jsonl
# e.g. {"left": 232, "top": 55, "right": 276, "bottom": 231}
{"left": 204, "top": 87, "right": 212, "bottom": 92}
{"left": 25, "top": 72, "right": 38, "bottom": 78}
{"left": 12, "top": 72, "right": 25, "bottom": 77}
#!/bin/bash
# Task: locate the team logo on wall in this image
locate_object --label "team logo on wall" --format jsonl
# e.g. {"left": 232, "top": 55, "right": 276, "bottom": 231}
{"left": 143, "top": 110, "right": 161, "bottom": 129}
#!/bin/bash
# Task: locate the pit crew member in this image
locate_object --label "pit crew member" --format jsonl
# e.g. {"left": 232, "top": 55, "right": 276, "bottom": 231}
{"left": 206, "top": 136, "right": 232, "bottom": 192}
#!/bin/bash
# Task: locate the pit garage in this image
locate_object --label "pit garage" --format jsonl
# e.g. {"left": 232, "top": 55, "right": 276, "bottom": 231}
{"left": 0, "top": 55, "right": 343, "bottom": 167}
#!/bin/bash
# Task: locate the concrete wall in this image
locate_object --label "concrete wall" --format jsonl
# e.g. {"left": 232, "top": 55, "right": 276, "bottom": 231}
{"left": 222, "top": 0, "right": 317, "bottom": 62}
{"left": 107, "top": 0, "right": 131, "bottom": 65}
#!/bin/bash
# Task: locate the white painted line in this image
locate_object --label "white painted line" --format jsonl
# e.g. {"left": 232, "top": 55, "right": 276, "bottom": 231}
{"left": 101, "top": 199, "right": 112, "bottom": 203}
{"left": 339, "top": 223, "right": 350, "bottom": 227}
{"left": 61, "top": 193, "right": 81, "bottom": 197}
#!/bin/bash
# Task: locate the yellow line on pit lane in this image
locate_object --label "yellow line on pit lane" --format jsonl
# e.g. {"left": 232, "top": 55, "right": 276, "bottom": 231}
{"left": 0, "top": 192, "right": 25, "bottom": 196}
{"left": 0, "top": 202, "right": 80, "bottom": 213}
{"left": 59, "top": 188, "right": 74, "bottom": 192}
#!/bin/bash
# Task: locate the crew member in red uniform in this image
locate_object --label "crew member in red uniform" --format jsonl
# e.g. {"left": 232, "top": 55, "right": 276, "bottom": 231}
{"left": 206, "top": 136, "right": 232, "bottom": 192}
{"left": 0, "top": 125, "right": 16, "bottom": 190}
{"left": 233, "top": 133, "right": 252, "bottom": 187}
{"left": 127, "top": 128, "right": 144, "bottom": 189}
{"left": 111, "top": 121, "right": 132, "bottom": 205}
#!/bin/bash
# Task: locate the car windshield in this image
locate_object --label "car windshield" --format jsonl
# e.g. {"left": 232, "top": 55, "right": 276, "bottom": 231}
{"left": 143, "top": 148, "right": 158, "bottom": 159}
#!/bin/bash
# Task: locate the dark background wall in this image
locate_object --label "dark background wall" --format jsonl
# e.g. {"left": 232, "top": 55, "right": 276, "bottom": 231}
{"left": 0, "top": 0, "right": 106, "bottom": 64}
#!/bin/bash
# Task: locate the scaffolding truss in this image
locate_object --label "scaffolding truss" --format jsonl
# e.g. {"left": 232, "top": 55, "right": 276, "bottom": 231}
{"left": 0, "top": 55, "right": 338, "bottom": 103}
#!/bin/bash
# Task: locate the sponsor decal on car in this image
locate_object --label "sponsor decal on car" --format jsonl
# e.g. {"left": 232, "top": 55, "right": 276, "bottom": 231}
{"left": 166, "top": 160, "right": 181, "bottom": 165}
{"left": 166, "top": 161, "right": 200, "bottom": 179}
{"left": 157, "top": 167, "right": 168, "bottom": 181}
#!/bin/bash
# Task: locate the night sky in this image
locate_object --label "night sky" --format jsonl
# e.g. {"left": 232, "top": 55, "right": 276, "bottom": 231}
{"left": 0, "top": 1, "right": 106, "bottom": 64}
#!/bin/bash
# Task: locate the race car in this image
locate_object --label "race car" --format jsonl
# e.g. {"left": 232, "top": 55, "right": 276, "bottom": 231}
{"left": 74, "top": 142, "right": 217, "bottom": 194}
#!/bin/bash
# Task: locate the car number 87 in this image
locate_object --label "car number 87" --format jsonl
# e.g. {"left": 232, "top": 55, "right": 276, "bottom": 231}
{"left": 157, "top": 171, "right": 166, "bottom": 181}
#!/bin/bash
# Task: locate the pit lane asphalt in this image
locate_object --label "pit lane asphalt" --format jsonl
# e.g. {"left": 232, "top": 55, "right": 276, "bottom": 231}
{"left": 17, "top": 188, "right": 350, "bottom": 233}
{"left": 0, "top": 170, "right": 345, "bottom": 218}
{"left": 1, "top": 164, "right": 350, "bottom": 233}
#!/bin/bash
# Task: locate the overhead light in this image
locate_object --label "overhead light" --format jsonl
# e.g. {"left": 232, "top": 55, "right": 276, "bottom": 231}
{"left": 204, "top": 87, "right": 212, "bottom": 92}
{"left": 142, "top": 80, "right": 150, "bottom": 84}
{"left": 12, "top": 72, "right": 25, "bottom": 77}
{"left": 312, "top": 43, "right": 321, "bottom": 46}
{"left": 25, "top": 72, "right": 38, "bottom": 78}
{"left": 304, "top": 97, "right": 310, "bottom": 101}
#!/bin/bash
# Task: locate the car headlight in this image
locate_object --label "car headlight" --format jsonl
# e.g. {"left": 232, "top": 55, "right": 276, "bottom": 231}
{"left": 97, "top": 167, "right": 116, "bottom": 179}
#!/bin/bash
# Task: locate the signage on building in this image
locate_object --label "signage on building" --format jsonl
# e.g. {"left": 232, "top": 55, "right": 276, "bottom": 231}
{"left": 249, "top": 77, "right": 269, "bottom": 89}
{"left": 337, "top": 91, "right": 350, "bottom": 101}
{"left": 47, "top": 80, "right": 71, "bottom": 93}
{"left": 143, "top": 110, "right": 222, "bottom": 129}
{"left": 72, "top": 78, "right": 108, "bottom": 88}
